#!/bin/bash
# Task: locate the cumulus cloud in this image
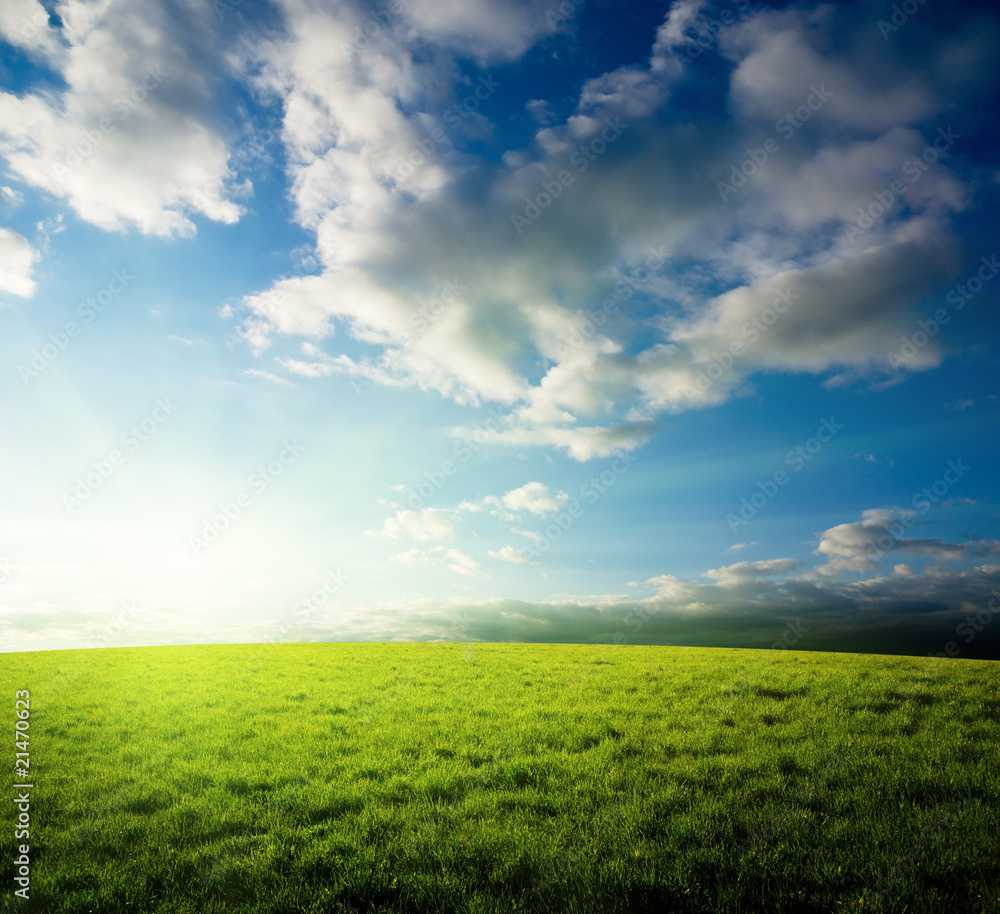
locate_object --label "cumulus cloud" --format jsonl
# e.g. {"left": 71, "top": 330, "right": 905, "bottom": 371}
{"left": 0, "top": 0, "right": 243, "bottom": 236}
{"left": 370, "top": 481, "right": 576, "bottom": 572}
{"left": 216, "top": 0, "right": 995, "bottom": 460}
{"left": 644, "top": 574, "right": 698, "bottom": 601}
{"left": 399, "top": 0, "right": 561, "bottom": 63}
{"left": 0, "top": 227, "right": 38, "bottom": 297}
{"left": 668, "top": 237, "right": 963, "bottom": 383}
{"left": 500, "top": 481, "right": 569, "bottom": 515}
{"left": 3, "top": 0, "right": 976, "bottom": 454}
{"left": 0, "top": 0, "right": 62, "bottom": 59}
{"left": 488, "top": 546, "right": 528, "bottom": 564}
{"left": 721, "top": 7, "right": 940, "bottom": 134}
{"left": 814, "top": 508, "right": 999, "bottom": 575}
{"left": 365, "top": 508, "right": 454, "bottom": 541}
{"left": 460, "top": 481, "right": 571, "bottom": 517}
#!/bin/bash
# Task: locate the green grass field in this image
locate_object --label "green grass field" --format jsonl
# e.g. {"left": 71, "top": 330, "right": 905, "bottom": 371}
{"left": 3, "top": 643, "right": 998, "bottom": 913}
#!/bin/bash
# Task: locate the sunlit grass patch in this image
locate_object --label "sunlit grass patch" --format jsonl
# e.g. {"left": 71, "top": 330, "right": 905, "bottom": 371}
{"left": 2, "top": 642, "right": 998, "bottom": 913}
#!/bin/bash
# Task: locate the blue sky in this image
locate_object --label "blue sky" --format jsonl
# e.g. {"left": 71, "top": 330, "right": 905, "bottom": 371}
{"left": 1, "top": 0, "right": 998, "bottom": 657}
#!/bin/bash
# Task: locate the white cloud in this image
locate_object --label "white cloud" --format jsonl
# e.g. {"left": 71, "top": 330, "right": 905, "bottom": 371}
{"left": 668, "top": 237, "right": 962, "bottom": 381}
{"left": 525, "top": 98, "right": 556, "bottom": 125}
{"left": 390, "top": 544, "right": 482, "bottom": 576}
{"left": 644, "top": 574, "right": 697, "bottom": 601}
{"left": 366, "top": 508, "right": 455, "bottom": 542}
{"left": 232, "top": 2, "right": 702, "bottom": 452}
{"left": 500, "top": 481, "right": 569, "bottom": 515}
{"left": 458, "top": 497, "right": 499, "bottom": 513}
{"left": 0, "top": 227, "right": 38, "bottom": 297}
{"left": 813, "top": 508, "right": 996, "bottom": 575}
{"left": 0, "top": 0, "right": 243, "bottom": 236}
{"left": 227, "top": 0, "right": 992, "bottom": 460}
{"left": 577, "top": 65, "right": 665, "bottom": 122}
{"left": 461, "top": 482, "right": 573, "bottom": 518}
{"left": 722, "top": 7, "right": 939, "bottom": 133}
{"left": 488, "top": 546, "right": 528, "bottom": 564}
{"left": 705, "top": 558, "right": 797, "bottom": 585}
{"left": 756, "top": 128, "right": 968, "bottom": 238}
{"left": 0, "top": 186, "right": 22, "bottom": 207}
{"left": 431, "top": 545, "right": 483, "bottom": 576}
{"left": 0, "top": 0, "right": 62, "bottom": 59}
{"left": 458, "top": 481, "right": 571, "bottom": 524}
{"left": 391, "top": 548, "right": 430, "bottom": 564}
{"left": 651, "top": 0, "right": 708, "bottom": 63}
{"left": 469, "top": 422, "right": 654, "bottom": 462}
{"left": 242, "top": 369, "right": 295, "bottom": 387}
{"left": 399, "top": 0, "right": 560, "bottom": 63}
